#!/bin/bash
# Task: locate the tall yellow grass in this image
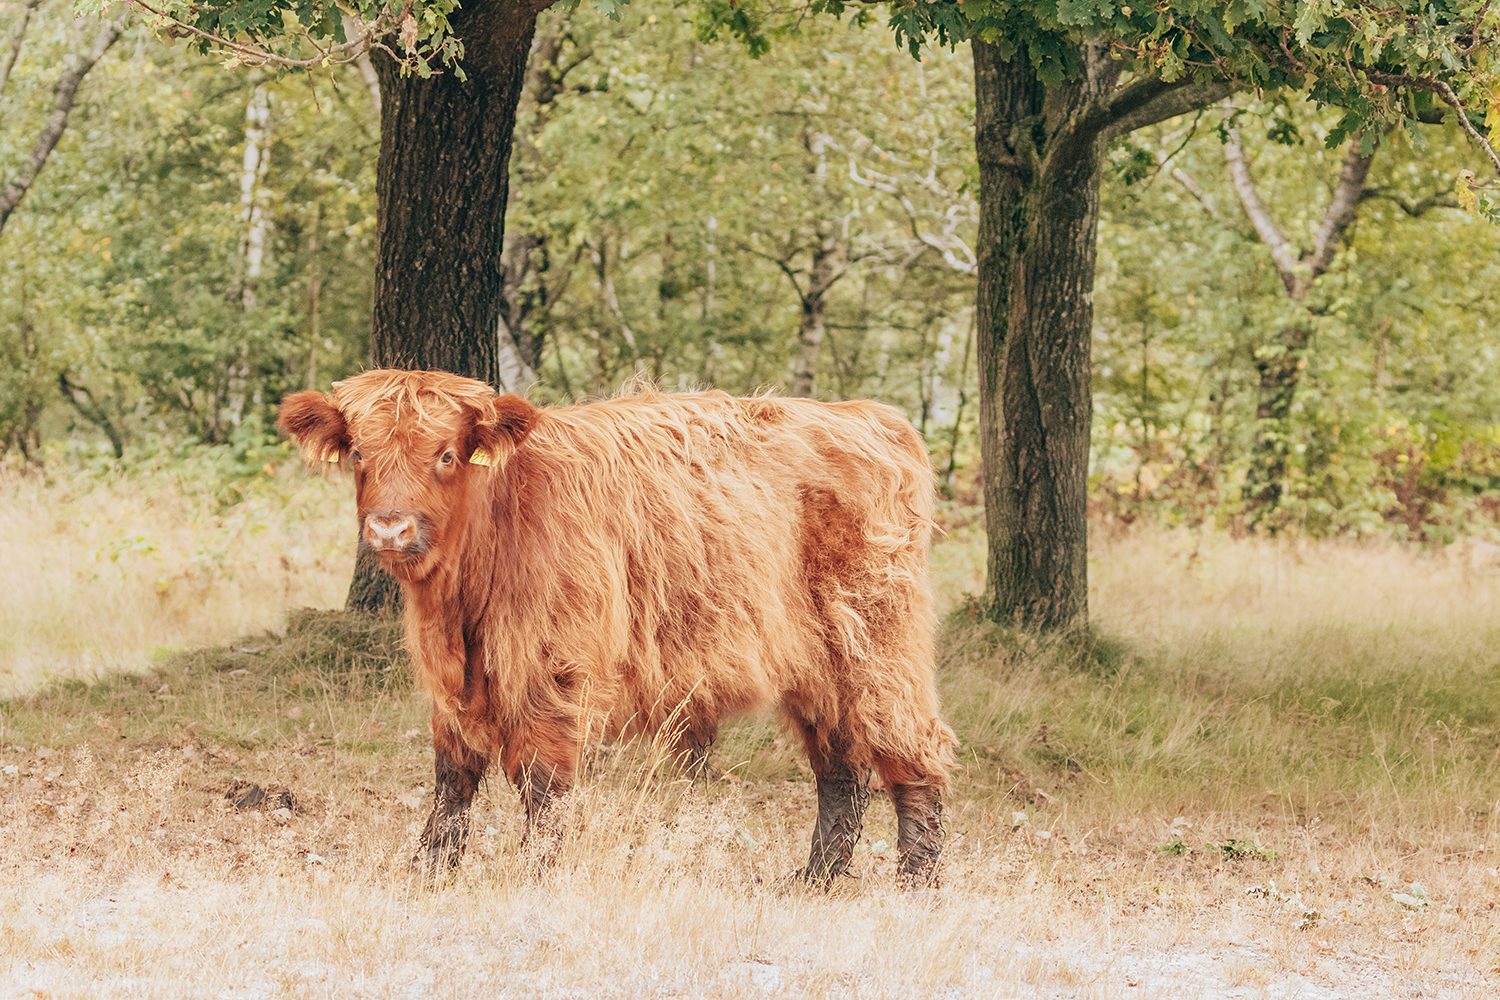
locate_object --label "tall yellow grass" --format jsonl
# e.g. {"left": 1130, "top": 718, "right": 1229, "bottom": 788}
{"left": 0, "top": 465, "right": 351, "bottom": 695}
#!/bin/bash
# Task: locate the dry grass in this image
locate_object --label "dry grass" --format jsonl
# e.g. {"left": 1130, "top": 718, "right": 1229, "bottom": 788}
{"left": 3, "top": 471, "right": 1500, "bottom": 996}
{"left": 0, "top": 462, "right": 350, "bottom": 696}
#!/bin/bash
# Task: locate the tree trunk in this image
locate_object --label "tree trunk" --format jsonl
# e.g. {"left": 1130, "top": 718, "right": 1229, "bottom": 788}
{"left": 226, "top": 83, "right": 272, "bottom": 432}
{"left": 789, "top": 234, "right": 839, "bottom": 397}
{"left": 58, "top": 372, "right": 124, "bottom": 459}
{"left": 346, "top": 4, "right": 539, "bottom": 615}
{"left": 700, "top": 214, "right": 721, "bottom": 382}
{"left": 788, "top": 130, "right": 844, "bottom": 398}
{"left": 972, "top": 40, "right": 1104, "bottom": 632}
{"left": 495, "top": 20, "right": 584, "bottom": 393}
{"left": 1224, "top": 129, "right": 1373, "bottom": 529}
{"left": 1244, "top": 324, "right": 1311, "bottom": 522}
{"left": 305, "top": 203, "right": 322, "bottom": 389}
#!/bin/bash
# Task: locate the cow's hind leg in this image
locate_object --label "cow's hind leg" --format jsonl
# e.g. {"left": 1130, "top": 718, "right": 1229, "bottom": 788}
{"left": 890, "top": 782, "right": 944, "bottom": 887}
{"left": 416, "top": 724, "right": 490, "bottom": 874}
{"left": 796, "top": 729, "right": 871, "bottom": 887}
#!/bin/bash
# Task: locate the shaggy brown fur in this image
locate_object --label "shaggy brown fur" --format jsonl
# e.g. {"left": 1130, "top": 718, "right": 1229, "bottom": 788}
{"left": 278, "top": 369, "right": 956, "bottom": 885}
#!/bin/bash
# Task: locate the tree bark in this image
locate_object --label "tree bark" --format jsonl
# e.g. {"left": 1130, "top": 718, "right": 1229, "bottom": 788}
{"left": 0, "top": 0, "right": 43, "bottom": 99}
{"left": 58, "top": 372, "right": 124, "bottom": 459}
{"left": 225, "top": 83, "right": 272, "bottom": 434}
{"left": 967, "top": 45, "right": 1232, "bottom": 631}
{"left": 346, "top": 2, "right": 542, "bottom": 615}
{"left": 971, "top": 40, "right": 1106, "bottom": 632}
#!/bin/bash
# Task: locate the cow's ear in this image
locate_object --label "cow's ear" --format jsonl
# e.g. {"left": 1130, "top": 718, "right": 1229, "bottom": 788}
{"left": 468, "top": 393, "right": 538, "bottom": 466}
{"left": 277, "top": 391, "right": 349, "bottom": 464}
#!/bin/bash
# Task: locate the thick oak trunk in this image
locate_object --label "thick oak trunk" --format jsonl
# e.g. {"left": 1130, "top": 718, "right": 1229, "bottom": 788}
{"left": 346, "top": 5, "right": 539, "bottom": 615}
{"left": 972, "top": 41, "right": 1103, "bottom": 632}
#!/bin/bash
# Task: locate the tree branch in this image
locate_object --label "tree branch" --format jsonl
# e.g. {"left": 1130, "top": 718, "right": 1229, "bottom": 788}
{"left": 58, "top": 371, "right": 124, "bottom": 458}
{"left": 1433, "top": 77, "right": 1500, "bottom": 178}
{"left": 1307, "top": 141, "right": 1375, "bottom": 280}
{"left": 1360, "top": 186, "right": 1458, "bottom": 216}
{"left": 1369, "top": 69, "right": 1500, "bottom": 179}
{"left": 1222, "top": 119, "right": 1301, "bottom": 293}
{"left": 1097, "top": 76, "right": 1237, "bottom": 143}
{"left": 0, "top": 0, "right": 44, "bottom": 99}
{"left": 125, "top": 0, "right": 398, "bottom": 70}
{"left": 736, "top": 241, "right": 809, "bottom": 300}
{"left": 0, "top": 15, "right": 124, "bottom": 241}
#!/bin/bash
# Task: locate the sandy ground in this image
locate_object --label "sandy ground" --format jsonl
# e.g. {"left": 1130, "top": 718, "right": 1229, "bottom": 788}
{"left": 2, "top": 741, "right": 1495, "bottom": 999}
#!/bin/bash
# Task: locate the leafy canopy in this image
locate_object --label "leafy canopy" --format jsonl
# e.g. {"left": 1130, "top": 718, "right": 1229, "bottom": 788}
{"left": 103, "top": 0, "right": 1500, "bottom": 163}
{"left": 860, "top": 2, "right": 1500, "bottom": 170}
{"left": 98, "top": 0, "right": 1500, "bottom": 211}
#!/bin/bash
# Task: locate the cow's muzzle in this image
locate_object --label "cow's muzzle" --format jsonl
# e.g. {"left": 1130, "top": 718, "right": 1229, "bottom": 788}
{"left": 362, "top": 511, "right": 429, "bottom": 555}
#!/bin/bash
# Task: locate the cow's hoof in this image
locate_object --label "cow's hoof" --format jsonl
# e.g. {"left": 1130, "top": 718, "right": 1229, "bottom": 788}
{"left": 895, "top": 865, "right": 940, "bottom": 890}
{"left": 784, "top": 865, "right": 851, "bottom": 893}
{"left": 411, "top": 844, "right": 464, "bottom": 882}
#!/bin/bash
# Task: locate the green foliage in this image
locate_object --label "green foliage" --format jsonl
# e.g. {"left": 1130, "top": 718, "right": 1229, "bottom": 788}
{"left": 1211, "top": 838, "right": 1276, "bottom": 861}
{"left": 4, "top": 0, "right": 1499, "bottom": 539}
{"left": 888, "top": 0, "right": 1500, "bottom": 178}
{"left": 112, "top": 0, "right": 467, "bottom": 78}
{"left": 1092, "top": 100, "right": 1500, "bottom": 536}
{"left": 1, "top": 8, "right": 374, "bottom": 454}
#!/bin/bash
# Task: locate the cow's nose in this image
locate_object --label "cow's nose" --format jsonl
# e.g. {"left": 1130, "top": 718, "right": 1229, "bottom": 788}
{"left": 364, "top": 513, "right": 416, "bottom": 551}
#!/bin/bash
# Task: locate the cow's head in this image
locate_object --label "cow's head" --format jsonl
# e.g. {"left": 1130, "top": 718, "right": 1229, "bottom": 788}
{"left": 277, "top": 369, "right": 538, "bottom": 582}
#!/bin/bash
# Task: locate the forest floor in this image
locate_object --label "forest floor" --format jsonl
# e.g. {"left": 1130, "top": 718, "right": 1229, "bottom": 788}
{"left": 3, "top": 468, "right": 1500, "bottom": 997}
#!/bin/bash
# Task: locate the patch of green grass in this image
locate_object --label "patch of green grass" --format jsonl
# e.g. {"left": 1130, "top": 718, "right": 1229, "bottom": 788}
{"left": 1210, "top": 838, "right": 1276, "bottom": 861}
{"left": 1, "top": 609, "right": 421, "bottom": 759}
{"left": 939, "top": 613, "right": 1500, "bottom": 840}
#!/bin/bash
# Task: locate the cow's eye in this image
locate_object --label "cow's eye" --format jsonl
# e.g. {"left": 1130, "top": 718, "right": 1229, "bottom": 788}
{"left": 440, "top": 451, "right": 455, "bottom": 466}
{"left": 350, "top": 450, "right": 362, "bottom": 463}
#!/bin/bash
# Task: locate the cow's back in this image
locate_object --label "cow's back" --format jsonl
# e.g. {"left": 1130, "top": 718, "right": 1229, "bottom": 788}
{"left": 477, "top": 389, "right": 936, "bottom": 743}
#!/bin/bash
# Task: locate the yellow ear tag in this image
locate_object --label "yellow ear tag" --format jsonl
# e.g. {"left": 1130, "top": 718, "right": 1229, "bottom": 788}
{"left": 320, "top": 447, "right": 341, "bottom": 464}
{"left": 469, "top": 449, "right": 493, "bottom": 467}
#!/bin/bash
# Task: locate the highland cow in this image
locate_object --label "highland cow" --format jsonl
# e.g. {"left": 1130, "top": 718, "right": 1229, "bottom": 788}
{"left": 278, "top": 369, "right": 956, "bottom": 885}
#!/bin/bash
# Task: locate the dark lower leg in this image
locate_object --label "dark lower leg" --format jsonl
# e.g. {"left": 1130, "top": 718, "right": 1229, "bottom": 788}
{"left": 891, "top": 782, "right": 944, "bottom": 887}
{"left": 503, "top": 721, "right": 578, "bottom": 851}
{"left": 416, "top": 734, "right": 490, "bottom": 872}
{"left": 799, "top": 736, "right": 870, "bottom": 886}
{"left": 512, "top": 756, "right": 565, "bottom": 841}
{"left": 679, "top": 726, "right": 721, "bottom": 783}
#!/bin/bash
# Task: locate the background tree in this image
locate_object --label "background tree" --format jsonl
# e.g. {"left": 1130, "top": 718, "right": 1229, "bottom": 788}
{"left": 4, "top": 0, "right": 1499, "bottom": 596}
{"left": 1221, "top": 114, "right": 1370, "bottom": 527}
{"left": 113, "top": 0, "right": 578, "bottom": 611}
{"left": 0, "top": 10, "right": 123, "bottom": 239}
{"left": 870, "top": 0, "right": 1500, "bottom": 631}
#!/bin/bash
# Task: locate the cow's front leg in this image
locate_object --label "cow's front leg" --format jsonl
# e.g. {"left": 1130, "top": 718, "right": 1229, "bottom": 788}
{"left": 415, "top": 723, "right": 490, "bottom": 874}
{"left": 502, "top": 718, "right": 579, "bottom": 848}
